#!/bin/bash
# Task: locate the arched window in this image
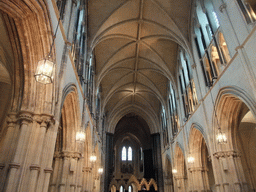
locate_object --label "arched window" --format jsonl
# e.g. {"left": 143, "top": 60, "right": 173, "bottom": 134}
{"left": 128, "top": 185, "right": 132, "bottom": 192}
{"left": 178, "top": 49, "right": 198, "bottom": 119}
{"left": 161, "top": 107, "right": 169, "bottom": 147}
{"left": 128, "top": 147, "right": 132, "bottom": 161}
{"left": 120, "top": 186, "right": 124, "bottom": 192}
{"left": 169, "top": 82, "right": 179, "bottom": 136}
{"left": 194, "top": 0, "right": 230, "bottom": 87}
{"left": 122, "top": 147, "right": 126, "bottom": 161}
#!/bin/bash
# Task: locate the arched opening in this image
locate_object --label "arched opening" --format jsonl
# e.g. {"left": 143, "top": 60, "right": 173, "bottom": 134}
{"left": 174, "top": 145, "right": 187, "bottom": 192}
{"left": 188, "top": 127, "right": 215, "bottom": 191}
{"left": 215, "top": 91, "right": 256, "bottom": 190}
{"left": 164, "top": 157, "right": 174, "bottom": 192}
{"left": 49, "top": 90, "right": 81, "bottom": 191}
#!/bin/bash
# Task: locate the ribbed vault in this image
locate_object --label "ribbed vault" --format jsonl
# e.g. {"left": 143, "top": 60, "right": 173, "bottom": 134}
{"left": 88, "top": 0, "right": 192, "bottom": 133}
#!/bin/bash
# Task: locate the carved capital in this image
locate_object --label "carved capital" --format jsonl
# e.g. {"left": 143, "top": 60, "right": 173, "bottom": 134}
{"left": 44, "top": 167, "right": 53, "bottom": 173}
{"left": 213, "top": 151, "right": 241, "bottom": 159}
{"left": 9, "top": 162, "right": 20, "bottom": 169}
{"left": 188, "top": 167, "right": 207, "bottom": 172}
{"left": 0, "top": 163, "right": 5, "bottom": 169}
{"left": 18, "top": 111, "right": 33, "bottom": 124}
{"left": 83, "top": 166, "right": 92, "bottom": 172}
{"left": 6, "top": 113, "right": 18, "bottom": 125}
{"left": 30, "top": 164, "right": 40, "bottom": 171}
{"left": 61, "top": 151, "right": 81, "bottom": 159}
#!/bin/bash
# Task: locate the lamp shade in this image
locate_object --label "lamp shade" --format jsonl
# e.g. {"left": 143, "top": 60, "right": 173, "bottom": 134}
{"left": 187, "top": 156, "right": 195, "bottom": 163}
{"left": 216, "top": 128, "right": 227, "bottom": 144}
{"left": 76, "top": 131, "right": 86, "bottom": 142}
{"left": 35, "top": 59, "right": 55, "bottom": 84}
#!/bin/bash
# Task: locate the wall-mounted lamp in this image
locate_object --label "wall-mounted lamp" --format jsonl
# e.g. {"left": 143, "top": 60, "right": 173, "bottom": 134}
{"left": 76, "top": 131, "right": 86, "bottom": 142}
{"left": 98, "top": 167, "right": 103, "bottom": 174}
{"left": 187, "top": 156, "right": 195, "bottom": 164}
{"left": 172, "top": 169, "right": 177, "bottom": 174}
{"left": 35, "top": 16, "right": 61, "bottom": 84}
{"left": 90, "top": 152, "right": 97, "bottom": 163}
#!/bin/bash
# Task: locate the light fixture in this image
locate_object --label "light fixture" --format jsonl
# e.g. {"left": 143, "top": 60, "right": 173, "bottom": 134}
{"left": 76, "top": 131, "right": 86, "bottom": 142}
{"left": 98, "top": 167, "right": 103, "bottom": 174}
{"left": 35, "top": 16, "right": 61, "bottom": 84}
{"left": 172, "top": 169, "right": 177, "bottom": 174}
{"left": 90, "top": 152, "right": 97, "bottom": 163}
{"left": 208, "top": 87, "right": 227, "bottom": 144}
{"left": 216, "top": 127, "right": 227, "bottom": 144}
{"left": 187, "top": 156, "right": 195, "bottom": 164}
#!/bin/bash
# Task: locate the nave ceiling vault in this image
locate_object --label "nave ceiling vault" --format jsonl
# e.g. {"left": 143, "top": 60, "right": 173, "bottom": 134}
{"left": 88, "top": 0, "right": 192, "bottom": 133}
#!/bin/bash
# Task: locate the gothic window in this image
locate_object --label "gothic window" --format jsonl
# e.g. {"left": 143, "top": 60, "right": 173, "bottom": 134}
{"left": 194, "top": 0, "right": 230, "bottom": 87}
{"left": 71, "top": 2, "right": 87, "bottom": 83}
{"left": 178, "top": 49, "right": 198, "bottom": 119}
{"left": 237, "top": 0, "right": 256, "bottom": 23}
{"left": 122, "top": 146, "right": 132, "bottom": 161}
{"left": 128, "top": 186, "right": 132, "bottom": 192}
{"left": 128, "top": 146, "right": 132, "bottom": 161}
{"left": 169, "top": 82, "right": 179, "bottom": 136}
{"left": 122, "top": 146, "right": 127, "bottom": 161}
{"left": 161, "top": 107, "right": 169, "bottom": 147}
{"left": 120, "top": 186, "right": 124, "bottom": 192}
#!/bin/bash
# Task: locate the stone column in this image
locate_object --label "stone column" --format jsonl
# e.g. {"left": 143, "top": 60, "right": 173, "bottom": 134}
{"left": 188, "top": 167, "right": 210, "bottom": 192}
{"left": 213, "top": 151, "right": 249, "bottom": 192}
{"left": 174, "top": 175, "right": 187, "bottom": 192}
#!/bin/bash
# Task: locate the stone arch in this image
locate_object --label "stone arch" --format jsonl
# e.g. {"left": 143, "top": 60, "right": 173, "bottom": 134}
{"left": 0, "top": 0, "right": 55, "bottom": 114}
{"left": 174, "top": 144, "right": 187, "bottom": 191}
{"left": 49, "top": 89, "right": 82, "bottom": 191}
{"left": 213, "top": 86, "right": 256, "bottom": 191}
{"left": 214, "top": 86, "right": 256, "bottom": 150}
{"left": 164, "top": 154, "right": 174, "bottom": 192}
{"left": 188, "top": 125, "right": 215, "bottom": 191}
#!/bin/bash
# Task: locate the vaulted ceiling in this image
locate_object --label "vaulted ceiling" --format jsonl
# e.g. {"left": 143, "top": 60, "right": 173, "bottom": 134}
{"left": 88, "top": 0, "right": 192, "bottom": 133}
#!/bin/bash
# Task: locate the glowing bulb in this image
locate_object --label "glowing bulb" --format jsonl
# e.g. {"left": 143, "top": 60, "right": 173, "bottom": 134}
{"left": 98, "top": 167, "right": 103, "bottom": 174}
{"left": 76, "top": 131, "right": 85, "bottom": 142}
{"left": 216, "top": 129, "right": 227, "bottom": 144}
{"left": 35, "top": 59, "right": 55, "bottom": 84}
{"left": 187, "top": 156, "right": 195, "bottom": 163}
{"left": 90, "top": 154, "right": 97, "bottom": 162}
{"left": 172, "top": 169, "right": 177, "bottom": 174}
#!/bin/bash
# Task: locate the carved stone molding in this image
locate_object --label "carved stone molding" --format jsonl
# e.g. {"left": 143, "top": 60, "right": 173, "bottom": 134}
{"left": 58, "top": 151, "right": 82, "bottom": 159}
{"left": 83, "top": 167, "right": 92, "bottom": 172}
{"left": 0, "top": 163, "right": 5, "bottom": 169}
{"left": 213, "top": 151, "right": 241, "bottom": 159}
{"left": 9, "top": 162, "right": 21, "bottom": 169}
{"left": 6, "top": 113, "right": 18, "bottom": 125}
{"left": 188, "top": 167, "right": 208, "bottom": 172}
{"left": 30, "top": 164, "right": 40, "bottom": 171}
{"left": 44, "top": 167, "right": 53, "bottom": 173}
{"left": 18, "top": 111, "right": 33, "bottom": 124}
